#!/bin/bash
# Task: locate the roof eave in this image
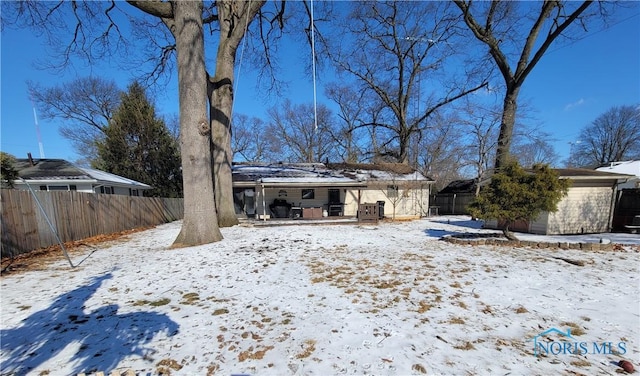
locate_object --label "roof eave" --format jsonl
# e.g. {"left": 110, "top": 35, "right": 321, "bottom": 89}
{"left": 258, "top": 181, "right": 367, "bottom": 188}
{"left": 13, "top": 178, "right": 99, "bottom": 185}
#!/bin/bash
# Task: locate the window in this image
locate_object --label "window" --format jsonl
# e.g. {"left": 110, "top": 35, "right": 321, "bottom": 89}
{"left": 302, "top": 189, "right": 315, "bottom": 200}
{"left": 39, "top": 184, "right": 77, "bottom": 191}
{"left": 48, "top": 185, "right": 70, "bottom": 191}
{"left": 100, "top": 186, "right": 114, "bottom": 194}
{"left": 387, "top": 185, "right": 399, "bottom": 198}
{"left": 129, "top": 188, "right": 140, "bottom": 197}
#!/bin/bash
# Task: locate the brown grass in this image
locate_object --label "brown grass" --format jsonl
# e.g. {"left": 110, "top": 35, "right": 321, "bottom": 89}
{"left": 412, "top": 364, "right": 427, "bottom": 374}
{"left": 417, "top": 301, "right": 433, "bottom": 313}
{"left": 448, "top": 317, "right": 466, "bottom": 325}
{"left": 238, "top": 346, "right": 275, "bottom": 362}
{"left": 454, "top": 341, "right": 475, "bottom": 350}
{"left": 1, "top": 227, "right": 151, "bottom": 275}
{"left": 156, "top": 358, "right": 183, "bottom": 375}
{"left": 561, "top": 322, "right": 587, "bottom": 336}
{"left": 295, "top": 340, "right": 317, "bottom": 359}
{"left": 206, "top": 364, "right": 220, "bottom": 376}
{"left": 133, "top": 298, "right": 171, "bottom": 307}
{"left": 181, "top": 292, "right": 200, "bottom": 305}
{"left": 514, "top": 306, "right": 528, "bottom": 314}
{"left": 570, "top": 359, "right": 591, "bottom": 367}
{"left": 212, "top": 308, "right": 229, "bottom": 315}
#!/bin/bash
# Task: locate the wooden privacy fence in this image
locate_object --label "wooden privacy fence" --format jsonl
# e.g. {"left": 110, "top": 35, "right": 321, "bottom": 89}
{"left": 1, "top": 190, "right": 184, "bottom": 257}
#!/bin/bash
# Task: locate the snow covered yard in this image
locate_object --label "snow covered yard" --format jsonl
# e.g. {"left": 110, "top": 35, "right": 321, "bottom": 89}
{"left": 1, "top": 217, "right": 638, "bottom": 375}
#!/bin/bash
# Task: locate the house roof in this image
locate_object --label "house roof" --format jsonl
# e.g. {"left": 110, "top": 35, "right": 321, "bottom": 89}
{"left": 474, "top": 166, "right": 634, "bottom": 188}
{"left": 553, "top": 168, "right": 635, "bottom": 181}
{"left": 233, "top": 163, "right": 357, "bottom": 187}
{"left": 328, "top": 162, "right": 433, "bottom": 182}
{"left": 13, "top": 158, "right": 152, "bottom": 189}
{"left": 232, "top": 162, "right": 433, "bottom": 187}
{"left": 595, "top": 160, "right": 640, "bottom": 178}
{"left": 438, "top": 179, "right": 477, "bottom": 194}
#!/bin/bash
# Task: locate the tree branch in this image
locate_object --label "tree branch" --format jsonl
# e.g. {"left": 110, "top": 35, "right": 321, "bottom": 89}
{"left": 126, "top": 0, "right": 173, "bottom": 19}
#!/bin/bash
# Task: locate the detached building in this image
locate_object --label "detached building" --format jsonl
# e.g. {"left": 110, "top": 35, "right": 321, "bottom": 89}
{"left": 484, "top": 168, "right": 635, "bottom": 235}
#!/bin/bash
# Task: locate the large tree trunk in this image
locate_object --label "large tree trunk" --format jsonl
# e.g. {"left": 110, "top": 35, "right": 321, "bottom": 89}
{"left": 398, "top": 125, "right": 411, "bottom": 164}
{"left": 172, "top": 1, "right": 223, "bottom": 247}
{"left": 494, "top": 87, "right": 520, "bottom": 170}
{"left": 208, "top": 1, "right": 263, "bottom": 228}
{"left": 210, "top": 75, "right": 238, "bottom": 228}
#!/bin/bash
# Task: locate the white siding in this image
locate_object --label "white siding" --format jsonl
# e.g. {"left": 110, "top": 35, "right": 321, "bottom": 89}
{"left": 545, "top": 185, "right": 613, "bottom": 234}
{"left": 485, "top": 185, "right": 614, "bottom": 235}
{"left": 349, "top": 183, "right": 430, "bottom": 219}
{"left": 343, "top": 189, "right": 360, "bottom": 216}
{"left": 528, "top": 212, "right": 549, "bottom": 234}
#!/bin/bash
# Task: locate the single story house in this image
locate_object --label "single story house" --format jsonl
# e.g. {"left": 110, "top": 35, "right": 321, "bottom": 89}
{"left": 484, "top": 168, "right": 635, "bottom": 235}
{"left": 232, "top": 162, "right": 434, "bottom": 220}
{"left": 11, "top": 157, "right": 151, "bottom": 196}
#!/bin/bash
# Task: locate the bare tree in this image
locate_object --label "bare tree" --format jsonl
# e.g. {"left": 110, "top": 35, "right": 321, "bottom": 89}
{"left": 457, "top": 101, "right": 500, "bottom": 194}
{"left": 454, "top": 0, "right": 597, "bottom": 169}
{"left": 325, "top": 83, "right": 371, "bottom": 163}
{"left": 417, "top": 110, "right": 466, "bottom": 192}
{"left": 27, "top": 77, "right": 121, "bottom": 165}
{"left": 267, "top": 100, "right": 339, "bottom": 163}
{"left": 456, "top": 97, "right": 558, "bottom": 193}
{"left": 570, "top": 105, "right": 640, "bottom": 167}
{"left": 512, "top": 130, "right": 559, "bottom": 168}
{"left": 232, "top": 114, "right": 273, "bottom": 162}
{"left": 322, "top": 1, "right": 488, "bottom": 164}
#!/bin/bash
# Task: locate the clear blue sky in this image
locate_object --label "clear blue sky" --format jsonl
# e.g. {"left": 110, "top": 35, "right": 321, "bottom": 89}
{"left": 1, "top": 4, "right": 639, "bottom": 166}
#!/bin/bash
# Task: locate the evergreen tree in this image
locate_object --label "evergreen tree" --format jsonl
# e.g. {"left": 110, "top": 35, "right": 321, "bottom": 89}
{"left": 0, "top": 152, "right": 19, "bottom": 188}
{"left": 95, "top": 82, "right": 182, "bottom": 198}
{"left": 468, "top": 160, "right": 570, "bottom": 241}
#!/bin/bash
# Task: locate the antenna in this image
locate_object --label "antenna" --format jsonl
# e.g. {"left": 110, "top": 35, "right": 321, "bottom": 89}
{"left": 31, "top": 100, "right": 45, "bottom": 159}
{"left": 310, "top": 0, "right": 318, "bottom": 133}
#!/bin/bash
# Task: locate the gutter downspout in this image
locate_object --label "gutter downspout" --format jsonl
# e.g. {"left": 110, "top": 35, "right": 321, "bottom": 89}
{"left": 608, "top": 182, "right": 618, "bottom": 232}
{"left": 261, "top": 181, "right": 267, "bottom": 221}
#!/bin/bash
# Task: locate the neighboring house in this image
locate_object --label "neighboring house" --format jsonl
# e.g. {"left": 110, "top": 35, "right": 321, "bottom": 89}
{"left": 11, "top": 157, "right": 151, "bottom": 196}
{"left": 432, "top": 179, "right": 478, "bottom": 215}
{"left": 484, "top": 168, "right": 635, "bottom": 235}
{"left": 232, "top": 162, "right": 434, "bottom": 220}
{"left": 596, "top": 161, "right": 640, "bottom": 231}
{"left": 595, "top": 160, "right": 640, "bottom": 189}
